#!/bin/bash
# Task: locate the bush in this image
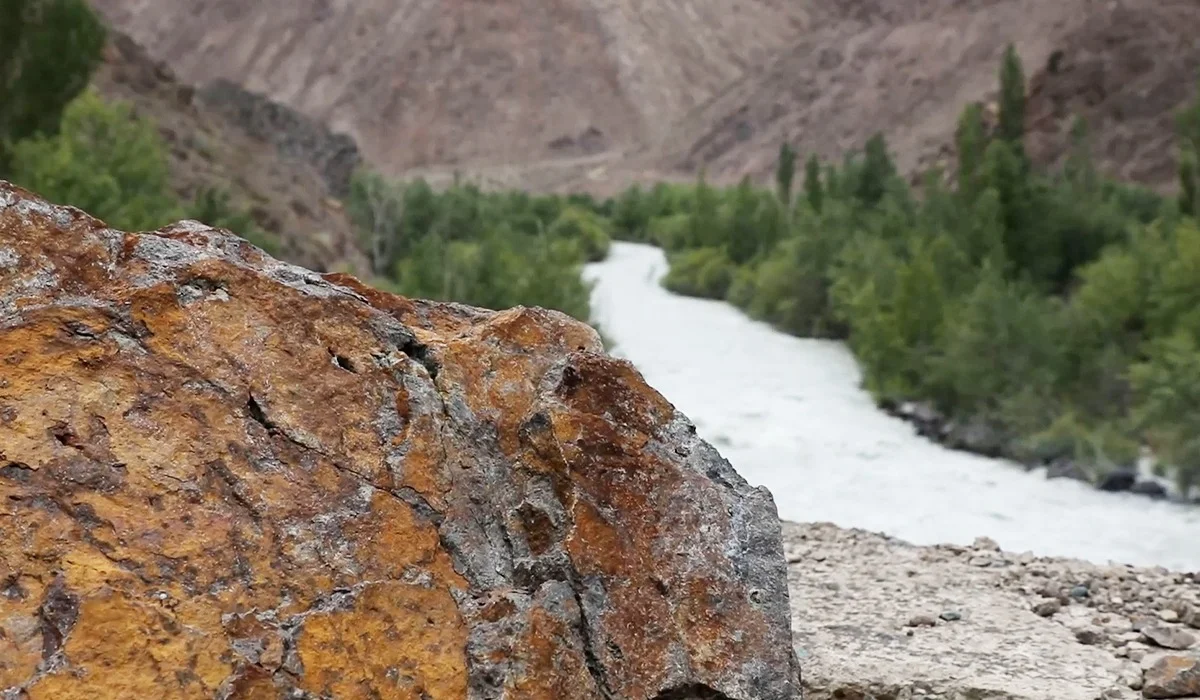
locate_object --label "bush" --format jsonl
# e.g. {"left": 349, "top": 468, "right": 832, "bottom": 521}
{"left": 662, "top": 247, "right": 736, "bottom": 300}
{"left": 547, "top": 206, "right": 611, "bottom": 262}
{"left": 9, "top": 90, "right": 181, "bottom": 231}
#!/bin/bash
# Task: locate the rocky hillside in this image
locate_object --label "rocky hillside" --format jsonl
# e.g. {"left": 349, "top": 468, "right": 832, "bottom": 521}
{"left": 90, "top": 29, "right": 368, "bottom": 274}
{"left": 90, "top": 0, "right": 1200, "bottom": 194}
{"left": 646, "top": 0, "right": 1200, "bottom": 192}
{"left": 87, "top": 0, "right": 805, "bottom": 176}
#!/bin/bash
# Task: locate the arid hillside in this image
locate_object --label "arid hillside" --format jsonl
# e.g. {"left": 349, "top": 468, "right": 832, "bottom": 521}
{"left": 88, "top": 0, "right": 806, "bottom": 176}
{"left": 90, "top": 0, "right": 1200, "bottom": 194}
{"left": 649, "top": 0, "right": 1200, "bottom": 192}
{"left": 90, "top": 30, "right": 368, "bottom": 274}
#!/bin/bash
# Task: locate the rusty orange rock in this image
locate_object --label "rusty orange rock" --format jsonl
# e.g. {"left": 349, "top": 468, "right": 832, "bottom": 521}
{"left": 0, "top": 181, "right": 799, "bottom": 699}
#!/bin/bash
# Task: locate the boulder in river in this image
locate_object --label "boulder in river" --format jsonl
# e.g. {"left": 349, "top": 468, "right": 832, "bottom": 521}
{"left": 0, "top": 182, "right": 799, "bottom": 698}
{"left": 1098, "top": 468, "right": 1138, "bottom": 492}
{"left": 1130, "top": 480, "right": 1169, "bottom": 500}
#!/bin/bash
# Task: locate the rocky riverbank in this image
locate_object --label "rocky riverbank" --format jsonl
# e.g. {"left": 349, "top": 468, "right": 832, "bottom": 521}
{"left": 786, "top": 521, "right": 1200, "bottom": 699}
{"left": 882, "top": 399, "right": 1192, "bottom": 506}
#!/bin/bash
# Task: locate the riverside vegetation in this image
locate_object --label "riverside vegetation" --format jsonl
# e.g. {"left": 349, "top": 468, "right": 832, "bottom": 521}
{"left": 9, "top": 2, "right": 1200, "bottom": 497}
{"left": 594, "top": 48, "right": 1200, "bottom": 498}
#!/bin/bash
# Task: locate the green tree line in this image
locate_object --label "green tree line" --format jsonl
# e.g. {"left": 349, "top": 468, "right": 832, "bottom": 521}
{"left": 597, "top": 46, "right": 1200, "bottom": 495}
{"left": 344, "top": 170, "right": 609, "bottom": 325}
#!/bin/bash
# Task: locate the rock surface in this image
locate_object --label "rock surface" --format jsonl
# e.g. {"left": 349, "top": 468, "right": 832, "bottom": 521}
{"left": 786, "top": 522, "right": 1200, "bottom": 700}
{"left": 0, "top": 182, "right": 799, "bottom": 699}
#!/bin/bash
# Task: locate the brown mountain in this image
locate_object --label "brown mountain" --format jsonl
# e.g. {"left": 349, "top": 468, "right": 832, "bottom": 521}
{"left": 91, "top": 29, "right": 369, "bottom": 273}
{"left": 90, "top": 0, "right": 1200, "bottom": 194}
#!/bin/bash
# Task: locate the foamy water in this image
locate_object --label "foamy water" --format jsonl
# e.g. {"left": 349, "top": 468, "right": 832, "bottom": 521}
{"left": 584, "top": 242, "right": 1200, "bottom": 570}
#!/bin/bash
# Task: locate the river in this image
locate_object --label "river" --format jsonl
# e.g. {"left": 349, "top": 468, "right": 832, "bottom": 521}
{"left": 583, "top": 242, "right": 1200, "bottom": 570}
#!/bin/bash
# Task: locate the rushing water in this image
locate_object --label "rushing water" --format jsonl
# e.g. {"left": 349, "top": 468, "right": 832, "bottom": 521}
{"left": 583, "top": 242, "right": 1200, "bottom": 570}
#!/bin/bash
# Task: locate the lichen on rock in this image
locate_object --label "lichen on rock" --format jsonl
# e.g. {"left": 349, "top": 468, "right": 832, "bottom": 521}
{"left": 0, "top": 181, "right": 799, "bottom": 699}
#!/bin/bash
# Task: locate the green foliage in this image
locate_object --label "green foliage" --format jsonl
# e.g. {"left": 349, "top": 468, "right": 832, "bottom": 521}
{"left": 8, "top": 89, "right": 281, "bottom": 251}
{"left": 955, "top": 103, "right": 986, "bottom": 202}
{"left": 803, "top": 154, "right": 824, "bottom": 213}
{"left": 1129, "top": 331, "right": 1200, "bottom": 493}
{"left": 345, "top": 170, "right": 604, "bottom": 325}
{"left": 662, "top": 247, "right": 736, "bottom": 300}
{"left": 0, "top": 0, "right": 106, "bottom": 172}
{"left": 1178, "top": 77, "right": 1200, "bottom": 217}
{"left": 854, "top": 133, "right": 898, "bottom": 207}
{"left": 998, "top": 43, "right": 1027, "bottom": 151}
{"left": 9, "top": 90, "right": 182, "bottom": 231}
{"left": 547, "top": 206, "right": 611, "bottom": 262}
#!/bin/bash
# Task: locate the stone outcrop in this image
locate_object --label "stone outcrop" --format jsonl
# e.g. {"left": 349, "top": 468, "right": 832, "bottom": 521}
{"left": 91, "top": 29, "right": 368, "bottom": 276}
{"left": 0, "top": 181, "right": 799, "bottom": 699}
{"left": 197, "top": 80, "right": 363, "bottom": 198}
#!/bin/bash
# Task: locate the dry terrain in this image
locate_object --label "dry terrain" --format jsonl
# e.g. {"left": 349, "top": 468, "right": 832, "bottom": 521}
{"left": 90, "top": 0, "right": 1200, "bottom": 195}
{"left": 787, "top": 521, "right": 1200, "bottom": 700}
{"left": 90, "top": 29, "right": 368, "bottom": 274}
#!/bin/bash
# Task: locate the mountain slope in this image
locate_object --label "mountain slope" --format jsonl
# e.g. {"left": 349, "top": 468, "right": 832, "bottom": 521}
{"left": 641, "top": 0, "right": 1200, "bottom": 192}
{"left": 90, "top": 0, "right": 1200, "bottom": 194}
{"left": 88, "top": 0, "right": 806, "bottom": 176}
{"left": 91, "top": 29, "right": 369, "bottom": 273}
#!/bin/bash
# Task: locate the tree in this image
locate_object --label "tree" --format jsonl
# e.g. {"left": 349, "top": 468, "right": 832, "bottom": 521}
{"left": 1063, "top": 116, "right": 1097, "bottom": 194}
{"left": 775, "top": 141, "right": 797, "bottom": 208}
{"left": 955, "top": 103, "right": 987, "bottom": 201}
{"left": 686, "top": 169, "right": 722, "bottom": 249}
{"left": 0, "top": 0, "right": 106, "bottom": 172}
{"left": 346, "top": 169, "right": 407, "bottom": 277}
{"left": 997, "top": 44, "right": 1027, "bottom": 155}
{"left": 8, "top": 90, "right": 181, "bottom": 232}
{"left": 804, "top": 154, "right": 824, "bottom": 213}
{"left": 1177, "top": 76, "right": 1200, "bottom": 217}
{"left": 855, "top": 133, "right": 896, "bottom": 208}
{"left": 547, "top": 206, "right": 611, "bottom": 262}
{"left": 1182, "top": 156, "right": 1197, "bottom": 218}
{"left": 982, "top": 139, "right": 1027, "bottom": 260}
{"left": 724, "top": 176, "right": 764, "bottom": 264}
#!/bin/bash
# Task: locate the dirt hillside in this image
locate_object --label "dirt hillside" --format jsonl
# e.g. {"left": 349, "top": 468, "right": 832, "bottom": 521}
{"left": 91, "top": 30, "right": 368, "bottom": 274}
{"left": 89, "top": 0, "right": 1200, "bottom": 194}
{"left": 88, "top": 0, "right": 806, "bottom": 177}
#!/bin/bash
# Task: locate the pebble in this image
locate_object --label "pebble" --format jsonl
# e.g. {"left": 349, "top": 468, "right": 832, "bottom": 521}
{"left": 1071, "top": 585, "right": 1090, "bottom": 599}
{"left": 1143, "top": 625, "right": 1197, "bottom": 651}
{"left": 906, "top": 614, "right": 937, "bottom": 628}
{"left": 1075, "top": 627, "right": 1105, "bottom": 645}
{"left": 1033, "top": 599, "right": 1061, "bottom": 617}
{"left": 1158, "top": 609, "right": 1181, "bottom": 623}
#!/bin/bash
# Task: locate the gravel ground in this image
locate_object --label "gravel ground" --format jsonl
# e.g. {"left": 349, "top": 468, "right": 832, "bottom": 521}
{"left": 784, "top": 521, "right": 1200, "bottom": 700}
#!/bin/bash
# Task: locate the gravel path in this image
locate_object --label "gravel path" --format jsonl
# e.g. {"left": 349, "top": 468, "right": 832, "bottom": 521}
{"left": 784, "top": 521, "right": 1200, "bottom": 700}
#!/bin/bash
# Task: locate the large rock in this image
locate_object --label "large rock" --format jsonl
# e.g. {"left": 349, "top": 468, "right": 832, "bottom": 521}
{"left": 0, "top": 182, "right": 799, "bottom": 699}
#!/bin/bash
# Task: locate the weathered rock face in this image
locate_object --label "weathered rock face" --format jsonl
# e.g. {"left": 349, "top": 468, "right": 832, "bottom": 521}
{"left": 0, "top": 182, "right": 799, "bottom": 699}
